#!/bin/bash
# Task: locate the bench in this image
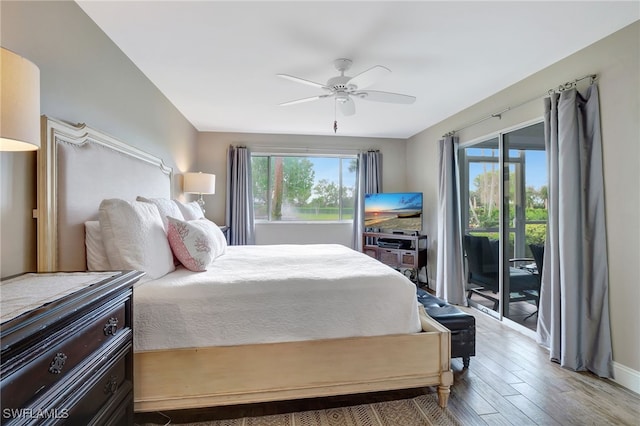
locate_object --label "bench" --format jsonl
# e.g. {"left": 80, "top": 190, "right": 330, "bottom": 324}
{"left": 417, "top": 288, "right": 476, "bottom": 368}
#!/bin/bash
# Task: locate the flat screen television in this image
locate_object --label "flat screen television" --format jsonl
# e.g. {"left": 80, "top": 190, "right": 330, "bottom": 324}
{"left": 364, "top": 192, "right": 423, "bottom": 234}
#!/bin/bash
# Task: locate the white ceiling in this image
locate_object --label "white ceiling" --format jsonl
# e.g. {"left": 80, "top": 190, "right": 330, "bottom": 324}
{"left": 76, "top": 1, "right": 639, "bottom": 139}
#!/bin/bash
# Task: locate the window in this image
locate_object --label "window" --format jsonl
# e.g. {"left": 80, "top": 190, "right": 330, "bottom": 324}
{"left": 251, "top": 154, "right": 357, "bottom": 222}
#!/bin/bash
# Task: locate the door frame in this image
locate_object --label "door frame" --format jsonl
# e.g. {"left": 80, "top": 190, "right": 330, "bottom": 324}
{"left": 458, "top": 118, "right": 544, "bottom": 324}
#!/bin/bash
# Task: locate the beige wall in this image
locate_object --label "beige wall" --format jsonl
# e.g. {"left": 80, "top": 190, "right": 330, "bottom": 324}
{"left": 2, "top": 0, "right": 636, "bottom": 392}
{"left": 196, "top": 132, "right": 406, "bottom": 246}
{"left": 0, "top": 1, "right": 197, "bottom": 277}
{"left": 0, "top": 151, "right": 37, "bottom": 277}
{"left": 406, "top": 22, "right": 640, "bottom": 384}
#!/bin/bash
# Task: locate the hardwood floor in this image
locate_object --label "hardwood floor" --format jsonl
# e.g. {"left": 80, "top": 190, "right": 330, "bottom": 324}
{"left": 468, "top": 289, "right": 539, "bottom": 332}
{"left": 135, "top": 308, "right": 639, "bottom": 425}
{"left": 447, "top": 307, "right": 639, "bottom": 425}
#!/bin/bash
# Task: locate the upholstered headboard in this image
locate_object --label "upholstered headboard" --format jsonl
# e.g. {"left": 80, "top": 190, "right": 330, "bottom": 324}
{"left": 37, "top": 116, "right": 172, "bottom": 272}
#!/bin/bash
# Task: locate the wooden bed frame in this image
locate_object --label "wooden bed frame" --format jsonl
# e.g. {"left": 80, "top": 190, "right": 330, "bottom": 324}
{"left": 36, "top": 116, "right": 453, "bottom": 413}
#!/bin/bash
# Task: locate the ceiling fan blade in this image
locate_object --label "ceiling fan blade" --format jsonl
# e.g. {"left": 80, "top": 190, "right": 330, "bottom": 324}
{"left": 338, "top": 97, "right": 355, "bottom": 116}
{"left": 355, "top": 90, "right": 416, "bottom": 104}
{"left": 346, "top": 65, "right": 390, "bottom": 89}
{"left": 279, "top": 94, "right": 330, "bottom": 106}
{"left": 277, "top": 74, "right": 328, "bottom": 90}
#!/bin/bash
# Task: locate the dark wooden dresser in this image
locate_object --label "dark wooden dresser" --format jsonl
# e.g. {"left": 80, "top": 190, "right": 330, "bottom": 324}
{"left": 0, "top": 270, "right": 144, "bottom": 425}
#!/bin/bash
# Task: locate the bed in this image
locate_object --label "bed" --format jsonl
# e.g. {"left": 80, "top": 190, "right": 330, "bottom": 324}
{"left": 35, "top": 116, "right": 453, "bottom": 413}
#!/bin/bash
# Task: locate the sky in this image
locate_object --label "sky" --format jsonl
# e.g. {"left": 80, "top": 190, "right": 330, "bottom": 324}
{"left": 311, "top": 150, "right": 547, "bottom": 193}
{"left": 523, "top": 150, "right": 547, "bottom": 189}
{"left": 309, "top": 157, "right": 356, "bottom": 187}
{"left": 468, "top": 149, "right": 547, "bottom": 190}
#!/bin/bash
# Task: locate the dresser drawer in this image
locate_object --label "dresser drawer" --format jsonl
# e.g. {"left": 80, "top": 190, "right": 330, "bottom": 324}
{"left": 400, "top": 250, "right": 416, "bottom": 267}
{"left": 379, "top": 249, "right": 400, "bottom": 266}
{"left": 89, "top": 390, "right": 133, "bottom": 426}
{"left": 1, "top": 299, "right": 129, "bottom": 410}
{"left": 2, "top": 339, "right": 132, "bottom": 426}
{"left": 363, "top": 247, "right": 378, "bottom": 259}
{"left": 63, "top": 344, "right": 132, "bottom": 425}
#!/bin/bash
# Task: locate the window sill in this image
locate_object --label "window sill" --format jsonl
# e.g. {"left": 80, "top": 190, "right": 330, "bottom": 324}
{"left": 255, "top": 221, "right": 352, "bottom": 225}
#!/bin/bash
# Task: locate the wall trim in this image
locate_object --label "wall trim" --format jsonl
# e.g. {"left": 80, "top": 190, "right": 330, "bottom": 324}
{"left": 612, "top": 361, "right": 640, "bottom": 395}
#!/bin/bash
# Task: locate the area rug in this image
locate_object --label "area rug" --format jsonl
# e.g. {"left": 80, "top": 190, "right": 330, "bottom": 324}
{"left": 140, "top": 394, "right": 461, "bottom": 426}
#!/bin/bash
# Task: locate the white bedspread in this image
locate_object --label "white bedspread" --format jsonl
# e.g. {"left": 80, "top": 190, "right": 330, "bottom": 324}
{"left": 134, "top": 244, "right": 421, "bottom": 351}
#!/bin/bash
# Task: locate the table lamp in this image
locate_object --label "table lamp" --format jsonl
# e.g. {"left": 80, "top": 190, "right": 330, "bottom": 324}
{"left": 1, "top": 47, "right": 41, "bottom": 151}
{"left": 184, "top": 172, "right": 216, "bottom": 214}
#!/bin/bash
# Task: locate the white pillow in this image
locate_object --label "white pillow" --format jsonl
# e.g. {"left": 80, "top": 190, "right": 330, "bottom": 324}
{"left": 99, "top": 199, "right": 175, "bottom": 279}
{"left": 166, "top": 216, "right": 227, "bottom": 271}
{"left": 173, "top": 200, "right": 204, "bottom": 220}
{"left": 84, "top": 221, "right": 111, "bottom": 271}
{"left": 136, "top": 196, "right": 184, "bottom": 232}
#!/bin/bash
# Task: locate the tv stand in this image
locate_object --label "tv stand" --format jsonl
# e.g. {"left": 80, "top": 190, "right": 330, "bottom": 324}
{"left": 362, "top": 231, "right": 428, "bottom": 285}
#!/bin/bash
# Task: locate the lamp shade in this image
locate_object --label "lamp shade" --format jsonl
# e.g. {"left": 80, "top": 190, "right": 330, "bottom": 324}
{"left": 1, "top": 47, "right": 41, "bottom": 151}
{"left": 184, "top": 172, "right": 216, "bottom": 194}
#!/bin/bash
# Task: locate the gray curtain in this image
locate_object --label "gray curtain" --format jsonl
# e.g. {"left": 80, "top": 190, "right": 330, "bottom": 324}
{"left": 225, "top": 145, "right": 255, "bottom": 245}
{"left": 537, "top": 84, "right": 613, "bottom": 378}
{"left": 436, "top": 136, "right": 466, "bottom": 305}
{"left": 352, "top": 150, "right": 381, "bottom": 250}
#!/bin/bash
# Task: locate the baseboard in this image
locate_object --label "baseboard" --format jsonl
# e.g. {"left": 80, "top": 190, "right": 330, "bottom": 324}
{"left": 612, "top": 361, "right": 640, "bottom": 394}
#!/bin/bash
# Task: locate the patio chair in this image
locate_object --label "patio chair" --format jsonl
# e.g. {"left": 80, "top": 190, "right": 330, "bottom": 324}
{"left": 522, "top": 243, "right": 544, "bottom": 319}
{"left": 464, "top": 235, "right": 539, "bottom": 310}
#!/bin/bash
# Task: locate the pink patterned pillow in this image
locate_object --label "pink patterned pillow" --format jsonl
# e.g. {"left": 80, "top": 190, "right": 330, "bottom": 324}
{"left": 166, "top": 217, "right": 226, "bottom": 271}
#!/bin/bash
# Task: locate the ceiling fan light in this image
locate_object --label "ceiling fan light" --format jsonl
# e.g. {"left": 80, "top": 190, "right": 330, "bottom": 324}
{"left": 336, "top": 93, "right": 349, "bottom": 103}
{"left": 278, "top": 59, "right": 415, "bottom": 121}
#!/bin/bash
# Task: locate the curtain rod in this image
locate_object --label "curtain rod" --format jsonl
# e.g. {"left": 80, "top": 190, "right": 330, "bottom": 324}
{"left": 250, "top": 145, "right": 362, "bottom": 155}
{"left": 443, "top": 73, "right": 597, "bottom": 137}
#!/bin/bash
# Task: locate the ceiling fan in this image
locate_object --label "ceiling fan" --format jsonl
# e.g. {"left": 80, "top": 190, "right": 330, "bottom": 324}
{"left": 277, "top": 58, "right": 416, "bottom": 117}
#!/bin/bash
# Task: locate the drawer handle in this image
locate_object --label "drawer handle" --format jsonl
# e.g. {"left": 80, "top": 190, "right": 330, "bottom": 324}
{"left": 104, "top": 375, "right": 118, "bottom": 395}
{"left": 48, "top": 353, "right": 67, "bottom": 374}
{"left": 103, "top": 317, "right": 119, "bottom": 336}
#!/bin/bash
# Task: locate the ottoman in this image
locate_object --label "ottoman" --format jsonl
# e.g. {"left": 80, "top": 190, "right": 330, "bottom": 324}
{"left": 417, "top": 288, "right": 476, "bottom": 368}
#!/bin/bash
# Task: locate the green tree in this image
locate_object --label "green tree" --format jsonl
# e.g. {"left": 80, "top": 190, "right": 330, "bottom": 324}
{"left": 272, "top": 157, "right": 284, "bottom": 219}
{"left": 526, "top": 185, "right": 547, "bottom": 209}
{"left": 282, "top": 157, "right": 314, "bottom": 206}
{"left": 252, "top": 156, "right": 316, "bottom": 220}
{"left": 251, "top": 156, "right": 269, "bottom": 205}
{"left": 348, "top": 158, "right": 358, "bottom": 174}
{"left": 471, "top": 168, "right": 501, "bottom": 229}
{"left": 251, "top": 156, "right": 269, "bottom": 218}
{"left": 539, "top": 185, "right": 548, "bottom": 209}
{"left": 473, "top": 168, "right": 500, "bottom": 217}
{"left": 312, "top": 179, "right": 340, "bottom": 206}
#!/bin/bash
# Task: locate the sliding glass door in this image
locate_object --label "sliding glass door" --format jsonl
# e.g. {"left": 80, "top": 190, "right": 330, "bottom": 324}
{"left": 460, "top": 137, "right": 502, "bottom": 317}
{"left": 461, "top": 122, "right": 547, "bottom": 331}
